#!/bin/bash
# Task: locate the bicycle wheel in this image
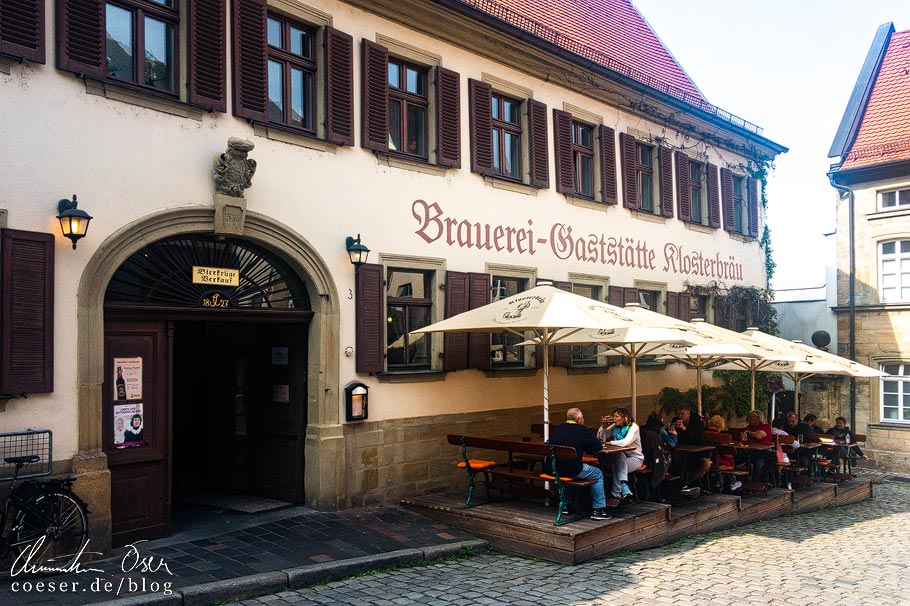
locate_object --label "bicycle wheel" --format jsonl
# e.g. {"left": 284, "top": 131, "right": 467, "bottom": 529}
{"left": 12, "top": 489, "right": 89, "bottom": 572}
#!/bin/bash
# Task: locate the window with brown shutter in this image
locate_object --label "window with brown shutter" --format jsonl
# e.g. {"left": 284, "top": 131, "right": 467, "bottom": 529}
{"left": 232, "top": 6, "right": 353, "bottom": 142}
{"left": 547, "top": 281, "right": 573, "bottom": 368}
{"left": 666, "top": 291, "right": 679, "bottom": 319}
{"left": 678, "top": 293, "right": 692, "bottom": 322}
{"left": 468, "top": 78, "right": 493, "bottom": 176}
{"left": 444, "top": 271, "right": 469, "bottom": 371}
{"left": 56, "top": 0, "right": 105, "bottom": 78}
{"left": 355, "top": 263, "right": 384, "bottom": 374}
{"left": 707, "top": 163, "right": 721, "bottom": 228}
{"left": 467, "top": 273, "right": 490, "bottom": 370}
{"left": 325, "top": 27, "right": 354, "bottom": 145}
{"left": 435, "top": 67, "right": 461, "bottom": 168}
{"left": 619, "top": 132, "right": 638, "bottom": 209}
{"left": 1, "top": 229, "right": 54, "bottom": 395}
{"left": 361, "top": 39, "right": 389, "bottom": 152}
{"left": 1, "top": 0, "right": 45, "bottom": 63}
{"left": 659, "top": 146, "right": 673, "bottom": 218}
{"left": 188, "top": 0, "right": 226, "bottom": 111}
{"left": 676, "top": 152, "right": 691, "bottom": 222}
{"left": 720, "top": 167, "right": 735, "bottom": 232}
{"left": 553, "top": 109, "right": 575, "bottom": 194}
{"left": 600, "top": 125, "right": 617, "bottom": 205}
{"left": 747, "top": 178, "right": 760, "bottom": 238}
{"left": 527, "top": 98, "right": 548, "bottom": 189}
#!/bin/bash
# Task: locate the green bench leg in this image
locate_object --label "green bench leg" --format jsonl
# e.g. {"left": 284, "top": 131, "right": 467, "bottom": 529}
{"left": 464, "top": 470, "right": 492, "bottom": 508}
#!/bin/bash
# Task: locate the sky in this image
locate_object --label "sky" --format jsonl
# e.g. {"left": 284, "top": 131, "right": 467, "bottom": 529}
{"left": 633, "top": 0, "right": 909, "bottom": 291}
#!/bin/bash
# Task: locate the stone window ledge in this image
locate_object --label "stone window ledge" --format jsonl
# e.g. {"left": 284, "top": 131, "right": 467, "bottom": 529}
{"left": 378, "top": 370, "right": 446, "bottom": 383}
{"left": 376, "top": 153, "right": 447, "bottom": 176}
{"left": 484, "top": 367, "right": 538, "bottom": 378}
{"left": 565, "top": 195, "right": 609, "bottom": 211}
{"left": 684, "top": 221, "right": 713, "bottom": 234}
{"left": 253, "top": 124, "right": 336, "bottom": 153}
{"left": 566, "top": 365, "right": 609, "bottom": 375}
{"left": 869, "top": 423, "right": 910, "bottom": 431}
{"left": 84, "top": 79, "right": 206, "bottom": 121}
{"left": 629, "top": 209, "right": 668, "bottom": 224}
{"left": 483, "top": 176, "right": 539, "bottom": 196}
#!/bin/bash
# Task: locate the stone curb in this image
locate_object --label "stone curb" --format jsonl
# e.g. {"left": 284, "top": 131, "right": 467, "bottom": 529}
{"left": 87, "top": 539, "right": 489, "bottom": 606}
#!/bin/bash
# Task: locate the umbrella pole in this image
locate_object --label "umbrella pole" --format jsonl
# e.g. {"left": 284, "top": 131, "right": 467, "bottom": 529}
{"left": 696, "top": 357, "right": 703, "bottom": 416}
{"left": 751, "top": 367, "right": 756, "bottom": 410}
{"left": 630, "top": 353, "right": 638, "bottom": 421}
{"left": 543, "top": 329, "right": 550, "bottom": 443}
{"left": 794, "top": 376, "right": 800, "bottom": 419}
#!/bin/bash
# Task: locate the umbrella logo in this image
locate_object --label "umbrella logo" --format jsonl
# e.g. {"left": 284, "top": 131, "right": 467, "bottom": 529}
{"left": 503, "top": 301, "right": 532, "bottom": 320}
{"left": 668, "top": 343, "right": 687, "bottom": 351}
{"left": 595, "top": 329, "right": 618, "bottom": 337}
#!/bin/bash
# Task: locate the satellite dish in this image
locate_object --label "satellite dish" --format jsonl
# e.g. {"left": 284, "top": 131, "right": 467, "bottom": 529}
{"left": 811, "top": 330, "right": 831, "bottom": 350}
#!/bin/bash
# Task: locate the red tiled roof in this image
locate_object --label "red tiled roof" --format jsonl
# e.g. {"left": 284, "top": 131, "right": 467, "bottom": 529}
{"left": 475, "top": 0, "right": 704, "bottom": 101}
{"left": 840, "top": 29, "right": 910, "bottom": 170}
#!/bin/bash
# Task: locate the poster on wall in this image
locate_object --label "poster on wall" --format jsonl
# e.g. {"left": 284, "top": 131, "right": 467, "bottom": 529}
{"left": 271, "top": 347, "right": 289, "bottom": 366}
{"left": 113, "top": 403, "right": 145, "bottom": 448}
{"left": 113, "top": 357, "right": 142, "bottom": 400}
{"left": 272, "top": 384, "right": 290, "bottom": 403}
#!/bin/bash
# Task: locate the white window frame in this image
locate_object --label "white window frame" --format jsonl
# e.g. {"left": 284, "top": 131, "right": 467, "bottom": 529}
{"left": 486, "top": 263, "right": 536, "bottom": 368}
{"left": 879, "top": 239, "right": 910, "bottom": 303}
{"left": 878, "top": 186, "right": 910, "bottom": 212}
{"left": 881, "top": 362, "right": 910, "bottom": 424}
{"left": 568, "top": 273, "right": 610, "bottom": 367}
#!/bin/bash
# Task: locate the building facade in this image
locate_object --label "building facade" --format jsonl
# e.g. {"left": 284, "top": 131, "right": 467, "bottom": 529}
{"left": 828, "top": 22, "right": 910, "bottom": 470}
{"left": 0, "top": 0, "right": 784, "bottom": 551}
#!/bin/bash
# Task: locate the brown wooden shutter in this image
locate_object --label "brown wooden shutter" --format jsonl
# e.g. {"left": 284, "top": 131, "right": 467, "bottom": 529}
{"left": 608, "top": 286, "right": 624, "bottom": 307}
{"left": 443, "top": 271, "right": 468, "bottom": 371}
{"left": 1, "top": 229, "right": 54, "bottom": 394}
{"left": 232, "top": 0, "right": 267, "bottom": 122}
{"left": 56, "top": 0, "right": 104, "bottom": 77}
{"left": 550, "top": 280, "right": 573, "bottom": 367}
{"left": 527, "top": 99, "right": 549, "bottom": 188}
{"left": 599, "top": 125, "right": 617, "bottom": 204}
{"left": 361, "top": 39, "right": 388, "bottom": 152}
{"left": 624, "top": 288, "right": 639, "bottom": 306}
{"left": 678, "top": 293, "right": 691, "bottom": 322}
{"left": 553, "top": 109, "right": 574, "bottom": 194}
{"left": 659, "top": 146, "right": 674, "bottom": 218}
{"left": 468, "top": 79, "right": 493, "bottom": 176}
{"left": 188, "top": 0, "right": 226, "bottom": 112}
{"left": 666, "top": 291, "right": 678, "bottom": 318}
{"left": 707, "top": 162, "right": 721, "bottom": 228}
{"left": 1, "top": 0, "right": 45, "bottom": 63}
{"left": 676, "top": 152, "right": 691, "bottom": 222}
{"left": 747, "top": 177, "right": 760, "bottom": 238}
{"left": 355, "top": 263, "right": 384, "bottom": 374}
{"left": 467, "top": 272, "right": 490, "bottom": 370}
{"left": 619, "top": 132, "right": 638, "bottom": 209}
{"left": 435, "top": 66, "right": 460, "bottom": 168}
{"left": 720, "top": 167, "right": 735, "bottom": 232}
{"left": 325, "top": 27, "right": 354, "bottom": 146}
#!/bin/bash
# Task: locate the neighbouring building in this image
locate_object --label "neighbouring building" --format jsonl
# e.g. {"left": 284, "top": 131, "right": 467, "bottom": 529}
{"left": 0, "top": 0, "right": 785, "bottom": 552}
{"left": 828, "top": 22, "right": 910, "bottom": 470}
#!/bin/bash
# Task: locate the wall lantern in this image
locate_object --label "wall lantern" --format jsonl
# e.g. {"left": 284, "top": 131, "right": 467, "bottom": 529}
{"left": 345, "top": 234, "right": 370, "bottom": 270}
{"left": 56, "top": 194, "right": 93, "bottom": 250}
{"left": 345, "top": 381, "right": 369, "bottom": 422}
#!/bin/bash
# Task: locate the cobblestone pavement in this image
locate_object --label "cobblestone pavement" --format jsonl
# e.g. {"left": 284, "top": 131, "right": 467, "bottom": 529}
{"left": 238, "top": 474, "right": 910, "bottom": 606}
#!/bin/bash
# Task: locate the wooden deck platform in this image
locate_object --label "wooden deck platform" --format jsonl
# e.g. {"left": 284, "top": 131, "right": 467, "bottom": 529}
{"left": 401, "top": 479, "right": 872, "bottom": 564}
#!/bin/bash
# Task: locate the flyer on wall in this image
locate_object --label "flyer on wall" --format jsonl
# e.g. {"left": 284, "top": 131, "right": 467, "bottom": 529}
{"left": 114, "top": 402, "right": 145, "bottom": 448}
{"left": 113, "top": 357, "right": 143, "bottom": 400}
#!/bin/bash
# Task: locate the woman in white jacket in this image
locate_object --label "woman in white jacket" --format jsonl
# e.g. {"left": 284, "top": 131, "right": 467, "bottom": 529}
{"left": 603, "top": 408, "right": 644, "bottom": 499}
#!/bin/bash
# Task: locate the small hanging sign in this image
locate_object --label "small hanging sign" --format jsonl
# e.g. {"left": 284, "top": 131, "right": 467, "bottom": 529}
{"left": 192, "top": 266, "right": 240, "bottom": 286}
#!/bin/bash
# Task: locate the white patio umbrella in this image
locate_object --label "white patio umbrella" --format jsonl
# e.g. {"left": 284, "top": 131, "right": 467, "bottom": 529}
{"left": 678, "top": 320, "right": 805, "bottom": 412}
{"left": 410, "top": 285, "right": 640, "bottom": 441}
{"left": 541, "top": 305, "right": 702, "bottom": 419}
{"left": 731, "top": 329, "right": 887, "bottom": 417}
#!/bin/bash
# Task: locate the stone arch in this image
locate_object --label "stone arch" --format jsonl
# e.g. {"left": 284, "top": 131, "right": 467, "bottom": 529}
{"left": 74, "top": 206, "right": 345, "bottom": 546}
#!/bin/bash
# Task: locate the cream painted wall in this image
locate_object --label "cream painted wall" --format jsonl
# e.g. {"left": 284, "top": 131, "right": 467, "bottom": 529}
{"left": 0, "top": 0, "right": 768, "bottom": 453}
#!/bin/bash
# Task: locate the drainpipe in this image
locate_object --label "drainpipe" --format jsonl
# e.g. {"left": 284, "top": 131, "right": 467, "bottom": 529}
{"left": 828, "top": 174, "right": 856, "bottom": 430}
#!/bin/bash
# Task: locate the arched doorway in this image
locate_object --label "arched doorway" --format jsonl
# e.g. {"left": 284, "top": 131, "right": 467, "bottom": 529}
{"left": 103, "top": 235, "right": 312, "bottom": 545}
{"left": 74, "top": 208, "right": 343, "bottom": 551}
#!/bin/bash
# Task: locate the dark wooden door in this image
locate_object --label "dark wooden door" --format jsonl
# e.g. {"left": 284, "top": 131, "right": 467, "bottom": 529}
{"left": 255, "top": 323, "right": 306, "bottom": 502}
{"left": 103, "top": 319, "right": 171, "bottom": 547}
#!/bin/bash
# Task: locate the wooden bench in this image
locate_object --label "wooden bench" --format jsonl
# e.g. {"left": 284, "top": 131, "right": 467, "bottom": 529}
{"left": 447, "top": 434, "right": 598, "bottom": 526}
{"left": 702, "top": 432, "right": 748, "bottom": 493}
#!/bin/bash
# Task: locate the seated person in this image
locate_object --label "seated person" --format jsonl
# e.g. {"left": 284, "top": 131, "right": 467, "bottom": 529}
{"left": 706, "top": 414, "right": 741, "bottom": 492}
{"left": 672, "top": 404, "right": 711, "bottom": 488}
{"left": 642, "top": 411, "right": 677, "bottom": 448}
{"left": 803, "top": 413, "right": 824, "bottom": 434}
{"left": 549, "top": 408, "right": 611, "bottom": 520}
{"left": 602, "top": 408, "right": 644, "bottom": 500}
{"left": 824, "top": 416, "right": 867, "bottom": 468}
{"left": 735, "top": 410, "right": 774, "bottom": 482}
{"left": 781, "top": 411, "right": 811, "bottom": 467}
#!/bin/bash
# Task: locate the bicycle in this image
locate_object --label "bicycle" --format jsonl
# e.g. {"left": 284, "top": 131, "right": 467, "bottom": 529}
{"left": 1, "top": 454, "right": 89, "bottom": 573}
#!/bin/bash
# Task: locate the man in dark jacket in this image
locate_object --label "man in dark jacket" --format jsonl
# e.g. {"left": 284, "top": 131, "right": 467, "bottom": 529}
{"left": 673, "top": 404, "right": 711, "bottom": 488}
{"left": 549, "top": 408, "right": 610, "bottom": 520}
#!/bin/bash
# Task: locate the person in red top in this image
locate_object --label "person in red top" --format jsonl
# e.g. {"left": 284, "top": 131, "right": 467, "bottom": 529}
{"left": 735, "top": 410, "right": 774, "bottom": 481}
